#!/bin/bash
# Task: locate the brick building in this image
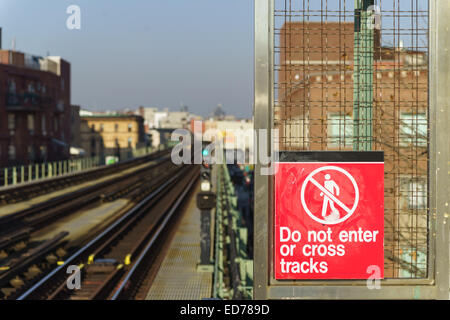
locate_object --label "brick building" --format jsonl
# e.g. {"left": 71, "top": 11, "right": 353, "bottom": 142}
{"left": 0, "top": 50, "right": 71, "bottom": 167}
{"left": 277, "top": 22, "right": 428, "bottom": 278}
{"left": 70, "top": 105, "right": 82, "bottom": 148}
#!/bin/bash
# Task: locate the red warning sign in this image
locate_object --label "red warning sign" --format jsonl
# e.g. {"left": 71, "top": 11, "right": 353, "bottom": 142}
{"left": 274, "top": 157, "right": 384, "bottom": 280}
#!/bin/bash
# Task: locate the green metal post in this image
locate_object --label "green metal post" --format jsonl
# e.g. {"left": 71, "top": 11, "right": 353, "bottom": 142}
{"left": 12, "top": 167, "right": 17, "bottom": 185}
{"left": 353, "top": 0, "right": 374, "bottom": 151}
{"left": 212, "top": 164, "right": 253, "bottom": 299}
{"left": 4, "top": 168, "right": 8, "bottom": 187}
{"left": 213, "top": 165, "right": 224, "bottom": 299}
{"left": 28, "top": 165, "right": 32, "bottom": 182}
{"left": 20, "top": 166, "right": 24, "bottom": 183}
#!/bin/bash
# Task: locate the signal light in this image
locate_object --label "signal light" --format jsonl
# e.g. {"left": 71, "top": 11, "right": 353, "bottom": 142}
{"left": 202, "top": 149, "right": 209, "bottom": 157}
{"left": 201, "top": 181, "right": 211, "bottom": 192}
{"left": 201, "top": 171, "right": 211, "bottom": 180}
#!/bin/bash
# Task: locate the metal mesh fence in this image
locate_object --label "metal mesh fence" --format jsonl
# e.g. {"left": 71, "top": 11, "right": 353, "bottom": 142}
{"left": 273, "top": 0, "right": 429, "bottom": 279}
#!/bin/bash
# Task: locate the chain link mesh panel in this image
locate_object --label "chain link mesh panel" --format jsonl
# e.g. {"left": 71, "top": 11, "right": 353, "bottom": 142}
{"left": 273, "top": 0, "right": 429, "bottom": 279}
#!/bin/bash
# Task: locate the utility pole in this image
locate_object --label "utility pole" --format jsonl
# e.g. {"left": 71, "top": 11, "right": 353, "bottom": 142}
{"left": 353, "top": 0, "right": 375, "bottom": 151}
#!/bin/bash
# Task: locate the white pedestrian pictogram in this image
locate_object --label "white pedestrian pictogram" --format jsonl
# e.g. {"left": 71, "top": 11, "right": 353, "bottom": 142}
{"left": 300, "top": 166, "right": 359, "bottom": 225}
{"left": 320, "top": 174, "right": 340, "bottom": 222}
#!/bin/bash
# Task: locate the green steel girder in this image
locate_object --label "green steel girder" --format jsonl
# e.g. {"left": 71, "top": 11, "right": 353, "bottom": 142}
{"left": 213, "top": 164, "right": 253, "bottom": 299}
{"left": 353, "top": 0, "right": 375, "bottom": 151}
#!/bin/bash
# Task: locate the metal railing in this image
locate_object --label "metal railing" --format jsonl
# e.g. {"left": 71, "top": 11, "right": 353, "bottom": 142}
{"left": 1, "top": 157, "right": 100, "bottom": 188}
{"left": 213, "top": 164, "right": 253, "bottom": 300}
{"left": 0, "top": 144, "right": 166, "bottom": 188}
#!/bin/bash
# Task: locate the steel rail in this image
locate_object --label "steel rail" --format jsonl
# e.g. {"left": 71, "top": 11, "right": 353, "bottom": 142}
{"left": 0, "top": 157, "right": 175, "bottom": 299}
{"left": 17, "top": 166, "right": 190, "bottom": 300}
{"left": 0, "top": 232, "right": 69, "bottom": 289}
{"left": 71, "top": 167, "right": 197, "bottom": 300}
{"left": 0, "top": 155, "right": 171, "bottom": 241}
{"left": 45, "top": 166, "right": 197, "bottom": 300}
{"left": 110, "top": 174, "right": 197, "bottom": 300}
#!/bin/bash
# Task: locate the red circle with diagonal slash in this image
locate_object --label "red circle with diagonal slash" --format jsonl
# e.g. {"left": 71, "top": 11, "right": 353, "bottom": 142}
{"left": 300, "top": 166, "right": 359, "bottom": 225}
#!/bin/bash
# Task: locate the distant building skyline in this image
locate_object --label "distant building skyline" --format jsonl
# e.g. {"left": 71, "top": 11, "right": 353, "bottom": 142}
{"left": 0, "top": 0, "right": 254, "bottom": 118}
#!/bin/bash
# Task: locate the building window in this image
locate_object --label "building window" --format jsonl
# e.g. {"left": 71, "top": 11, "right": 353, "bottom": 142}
{"left": 28, "top": 83, "right": 35, "bottom": 93}
{"left": 57, "top": 100, "right": 64, "bottom": 112}
{"left": 127, "top": 137, "right": 133, "bottom": 148}
{"left": 285, "top": 114, "right": 309, "bottom": 149}
{"left": 100, "top": 124, "right": 104, "bottom": 132}
{"left": 399, "top": 177, "right": 427, "bottom": 210}
{"left": 54, "top": 117, "right": 59, "bottom": 132}
{"left": 8, "top": 145, "right": 16, "bottom": 160}
{"left": 400, "top": 112, "right": 427, "bottom": 147}
{"left": 128, "top": 123, "right": 132, "bottom": 132}
{"left": 8, "top": 81, "right": 16, "bottom": 93}
{"left": 40, "top": 145, "right": 47, "bottom": 160}
{"left": 399, "top": 245, "right": 427, "bottom": 278}
{"left": 8, "top": 114, "right": 15, "bottom": 131}
{"left": 115, "top": 124, "right": 119, "bottom": 132}
{"left": 28, "top": 145, "right": 35, "bottom": 161}
{"left": 42, "top": 116, "right": 47, "bottom": 136}
{"left": 27, "top": 114, "right": 35, "bottom": 133}
{"left": 328, "top": 114, "right": 353, "bottom": 147}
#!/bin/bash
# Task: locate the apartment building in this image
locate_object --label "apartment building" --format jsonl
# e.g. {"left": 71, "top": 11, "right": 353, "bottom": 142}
{"left": 80, "top": 114, "right": 147, "bottom": 161}
{"left": 0, "top": 49, "right": 71, "bottom": 167}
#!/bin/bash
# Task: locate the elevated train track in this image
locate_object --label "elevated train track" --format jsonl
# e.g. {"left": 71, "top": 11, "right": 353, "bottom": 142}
{"left": 0, "top": 151, "right": 175, "bottom": 287}
{"left": 17, "top": 164, "right": 199, "bottom": 300}
{"left": 0, "top": 148, "right": 201, "bottom": 299}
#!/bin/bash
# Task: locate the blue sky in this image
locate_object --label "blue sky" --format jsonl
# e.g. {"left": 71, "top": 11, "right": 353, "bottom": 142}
{"left": 0, "top": 0, "right": 254, "bottom": 118}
